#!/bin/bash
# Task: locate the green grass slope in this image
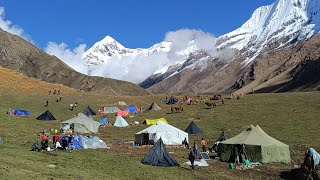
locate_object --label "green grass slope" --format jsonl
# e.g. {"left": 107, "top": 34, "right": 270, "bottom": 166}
{"left": 0, "top": 70, "right": 319, "bottom": 179}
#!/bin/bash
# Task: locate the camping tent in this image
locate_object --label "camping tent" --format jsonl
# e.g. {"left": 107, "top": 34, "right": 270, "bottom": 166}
{"left": 113, "top": 116, "right": 129, "bottom": 127}
{"left": 186, "top": 98, "right": 193, "bottom": 105}
{"left": 103, "top": 107, "right": 120, "bottom": 114}
{"left": 218, "top": 125, "right": 291, "bottom": 164}
{"left": 212, "top": 131, "right": 227, "bottom": 152}
{"left": 135, "top": 121, "right": 188, "bottom": 145}
{"left": 116, "top": 110, "right": 129, "bottom": 117}
{"left": 11, "top": 109, "right": 31, "bottom": 116}
{"left": 83, "top": 106, "right": 96, "bottom": 116}
{"left": 147, "top": 102, "right": 162, "bottom": 111}
{"left": 36, "top": 110, "right": 56, "bottom": 120}
{"left": 61, "top": 113, "right": 100, "bottom": 133}
{"left": 143, "top": 118, "right": 168, "bottom": 125}
{"left": 99, "top": 117, "right": 109, "bottom": 125}
{"left": 166, "top": 96, "right": 178, "bottom": 105}
{"left": 184, "top": 121, "right": 202, "bottom": 134}
{"left": 118, "top": 101, "right": 126, "bottom": 106}
{"left": 141, "top": 138, "right": 179, "bottom": 167}
{"left": 125, "top": 106, "right": 139, "bottom": 113}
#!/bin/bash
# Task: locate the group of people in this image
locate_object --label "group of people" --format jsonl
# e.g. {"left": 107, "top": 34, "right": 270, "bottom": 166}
{"left": 188, "top": 138, "right": 208, "bottom": 171}
{"left": 34, "top": 129, "right": 73, "bottom": 151}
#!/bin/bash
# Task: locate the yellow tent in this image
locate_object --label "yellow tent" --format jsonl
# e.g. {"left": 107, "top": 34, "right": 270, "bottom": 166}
{"left": 144, "top": 118, "right": 168, "bottom": 125}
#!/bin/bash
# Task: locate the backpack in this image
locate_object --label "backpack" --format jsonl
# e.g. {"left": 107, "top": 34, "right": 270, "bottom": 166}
{"left": 31, "top": 142, "right": 40, "bottom": 151}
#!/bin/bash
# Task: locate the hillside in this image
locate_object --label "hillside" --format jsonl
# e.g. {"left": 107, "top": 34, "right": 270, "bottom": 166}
{"left": 0, "top": 66, "right": 78, "bottom": 95}
{"left": 146, "top": 0, "right": 320, "bottom": 94}
{"left": 0, "top": 28, "right": 149, "bottom": 96}
{"left": 0, "top": 89, "right": 319, "bottom": 179}
{"left": 147, "top": 34, "right": 320, "bottom": 94}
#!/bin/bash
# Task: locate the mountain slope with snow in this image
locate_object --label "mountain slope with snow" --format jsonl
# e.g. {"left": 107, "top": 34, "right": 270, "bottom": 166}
{"left": 218, "top": 0, "right": 320, "bottom": 65}
{"left": 80, "top": 0, "right": 320, "bottom": 93}
{"left": 82, "top": 30, "right": 218, "bottom": 83}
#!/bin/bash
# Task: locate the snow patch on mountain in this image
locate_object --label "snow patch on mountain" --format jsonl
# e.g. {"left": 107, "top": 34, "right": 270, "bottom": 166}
{"left": 82, "top": 29, "right": 222, "bottom": 83}
{"left": 218, "top": 0, "right": 320, "bottom": 66}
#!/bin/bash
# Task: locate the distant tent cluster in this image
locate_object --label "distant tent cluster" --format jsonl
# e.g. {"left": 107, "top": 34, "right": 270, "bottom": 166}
{"left": 23, "top": 96, "right": 293, "bottom": 167}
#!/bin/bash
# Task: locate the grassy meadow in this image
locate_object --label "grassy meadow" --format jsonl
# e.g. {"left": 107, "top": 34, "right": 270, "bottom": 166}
{"left": 0, "top": 81, "right": 319, "bottom": 180}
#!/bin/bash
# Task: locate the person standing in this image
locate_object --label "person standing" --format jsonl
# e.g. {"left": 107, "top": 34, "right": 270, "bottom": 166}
{"left": 188, "top": 151, "right": 195, "bottom": 171}
{"left": 40, "top": 130, "right": 48, "bottom": 150}
{"left": 200, "top": 138, "right": 207, "bottom": 152}
{"left": 193, "top": 142, "right": 198, "bottom": 159}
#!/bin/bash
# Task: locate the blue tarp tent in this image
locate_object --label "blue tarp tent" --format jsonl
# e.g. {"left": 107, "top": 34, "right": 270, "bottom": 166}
{"left": 125, "top": 106, "right": 139, "bottom": 113}
{"left": 13, "top": 110, "right": 31, "bottom": 116}
{"left": 99, "top": 118, "right": 109, "bottom": 125}
{"left": 72, "top": 135, "right": 83, "bottom": 150}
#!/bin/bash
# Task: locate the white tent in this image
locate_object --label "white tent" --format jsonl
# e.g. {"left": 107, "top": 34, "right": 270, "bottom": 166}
{"left": 135, "top": 121, "right": 188, "bottom": 145}
{"left": 61, "top": 113, "right": 100, "bottom": 133}
{"left": 118, "top": 101, "right": 126, "bottom": 106}
{"left": 114, "top": 116, "right": 129, "bottom": 127}
{"left": 103, "top": 106, "right": 120, "bottom": 114}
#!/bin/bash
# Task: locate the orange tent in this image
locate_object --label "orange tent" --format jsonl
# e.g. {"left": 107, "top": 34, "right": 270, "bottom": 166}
{"left": 117, "top": 110, "right": 129, "bottom": 117}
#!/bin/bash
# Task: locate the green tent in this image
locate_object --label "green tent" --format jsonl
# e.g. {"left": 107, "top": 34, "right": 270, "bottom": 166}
{"left": 218, "top": 124, "right": 291, "bottom": 164}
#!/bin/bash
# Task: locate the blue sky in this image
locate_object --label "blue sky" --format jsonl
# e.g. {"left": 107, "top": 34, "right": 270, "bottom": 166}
{"left": 1, "top": 0, "right": 275, "bottom": 49}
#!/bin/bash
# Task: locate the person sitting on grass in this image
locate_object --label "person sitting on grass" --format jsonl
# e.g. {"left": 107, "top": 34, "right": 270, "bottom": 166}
{"left": 182, "top": 138, "right": 189, "bottom": 149}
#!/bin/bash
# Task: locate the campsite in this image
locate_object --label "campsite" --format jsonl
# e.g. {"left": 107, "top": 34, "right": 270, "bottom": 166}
{"left": 0, "top": 80, "right": 319, "bottom": 179}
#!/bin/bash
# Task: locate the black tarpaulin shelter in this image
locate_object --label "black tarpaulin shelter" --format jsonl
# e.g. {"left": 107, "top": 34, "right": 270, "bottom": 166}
{"left": 184, "top": 121, "right": 202, "bottom": 134}
{"left": 212, "top": 131, "right": 227, "bottom": 152}
{"left": 83, "top": 106, "right": 96, "bottom": 116}
{"left": 141, "top": 138, "right": 179, "bottom": 167}
{"left": 36, "top": 110, "right": 56, "bottom": 120}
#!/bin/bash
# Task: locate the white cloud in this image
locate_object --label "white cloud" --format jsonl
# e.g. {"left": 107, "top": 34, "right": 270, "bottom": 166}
{"left": 0, "top": 7, "right": 32, "bottom": 42}
{"left": 165, "top": 28, "right": 217, "bottom": 57}
{"left": 89, "top": 51, "right": 171, "bottom": 83}
{"left": 45, "top": 42, "right": 88, "bottom": 74}
{"left": 83, "top": 29, "right": 235, "bottom": 83}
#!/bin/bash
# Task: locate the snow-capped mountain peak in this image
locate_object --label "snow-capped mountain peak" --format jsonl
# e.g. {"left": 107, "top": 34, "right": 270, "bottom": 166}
{"left": 98, "top": 35, "right": 126, "bottom": 49}
{"left": 82, "top": 35, "right": 131, "bottom": 65}
{"left": 81, "top": 0, "right": 320, "bottom": 84}
{"left": 218, "top": 0, "right": 320, "bottom": 65}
